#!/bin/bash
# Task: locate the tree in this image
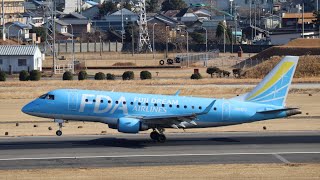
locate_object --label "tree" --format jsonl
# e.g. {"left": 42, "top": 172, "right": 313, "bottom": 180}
{"left": 313, "top": 10, "right": 320, "bottom": 30}
{"left": 216, "top": 21, "right": 232, "bottom": 44}
{"left": 190, "top": 32, "right": 205, "bottom": 44}
{"left": 123, "top": 2, "right": 132, "bottom": 10}
{"left": 206, "top": 67, "right": 220, "bottom": 78}
{"left": 161, "top": 0, "right": 187, "bottom": 11}
{"left": 99, "top": 1, "right": 117, "bottom": 17}
{"left": 63, "top": 71, "right": 73, "bottom": 80}
{"left": 146, "top": 0, "right": 160, "bottom": 12}
{"left": 30, "top": 27, "right": 46, "bottom": 42}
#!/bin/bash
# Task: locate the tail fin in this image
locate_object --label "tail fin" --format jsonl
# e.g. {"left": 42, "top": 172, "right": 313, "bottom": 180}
{"left": 233, "top": 56, "right": 299, "bottom": 107}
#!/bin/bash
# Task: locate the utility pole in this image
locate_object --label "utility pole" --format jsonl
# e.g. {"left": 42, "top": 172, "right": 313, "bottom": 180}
{"left": 2, "top": 0, "right": 5, "bottom": 41}
{"left": 250, "top": 0, "right": 253, "bottom": 42}
{"left": 302, "top": 3, "right": 304, "bottom": 38}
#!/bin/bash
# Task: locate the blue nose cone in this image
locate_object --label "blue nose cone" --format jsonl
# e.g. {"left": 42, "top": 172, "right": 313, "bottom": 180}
{"left": 21, "top": 102, "right": 34, "bottom": 114}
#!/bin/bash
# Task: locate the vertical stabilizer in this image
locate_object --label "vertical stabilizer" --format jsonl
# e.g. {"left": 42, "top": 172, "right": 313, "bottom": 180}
{"left": 232, "top": 56, "right": 299, "bottom": 107}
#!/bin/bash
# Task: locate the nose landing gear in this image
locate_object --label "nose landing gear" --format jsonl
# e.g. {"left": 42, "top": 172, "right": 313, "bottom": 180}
{"left": 150, "top": 128, "right": 166, "bottom": 143}
{"left": 54, "top": 119, "right": 64, "bottom": 136}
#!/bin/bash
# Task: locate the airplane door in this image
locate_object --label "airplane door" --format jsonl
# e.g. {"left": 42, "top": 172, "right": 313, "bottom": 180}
{"left": 222, "top": 100, "right": 230, "bottom": 121}
{"left": 68, "top": 91, "right": 78, "bottom": 111}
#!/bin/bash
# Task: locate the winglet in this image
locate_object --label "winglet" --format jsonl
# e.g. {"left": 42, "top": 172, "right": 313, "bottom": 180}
{"left": 197, "top": 100, "right": 216, "bottom": 115}
{"left": 174, "top": 90, "right": 181, "bottom": 96}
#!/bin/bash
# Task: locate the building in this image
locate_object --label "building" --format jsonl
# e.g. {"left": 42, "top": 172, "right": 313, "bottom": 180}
{"left": 0, "top": 0, "right": 25, "bottom": 25}
{"left": 282, "top": 12, "right": 316, "bottom": 29}
{"left": 5, "top": 21, "right": 32, "bottom": 42}
{"left": 0, "top": 45, "right": 43, "bottom": 73}
{"left": 59, "top": 13, "right": 92, "bottom": 37}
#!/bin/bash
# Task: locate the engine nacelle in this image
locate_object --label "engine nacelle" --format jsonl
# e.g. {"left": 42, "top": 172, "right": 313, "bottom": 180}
{"left": 117, "top": 117, "right": 148, "bottom": 133}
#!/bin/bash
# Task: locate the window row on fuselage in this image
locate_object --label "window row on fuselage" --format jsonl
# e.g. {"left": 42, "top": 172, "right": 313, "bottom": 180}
{"left": 84, "top": 98, "right": 218, "bottom": 111}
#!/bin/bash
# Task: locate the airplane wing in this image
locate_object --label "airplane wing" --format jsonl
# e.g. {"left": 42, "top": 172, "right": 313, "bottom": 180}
{"left": 128, "top": 100, "right": 216, "bottom": 129}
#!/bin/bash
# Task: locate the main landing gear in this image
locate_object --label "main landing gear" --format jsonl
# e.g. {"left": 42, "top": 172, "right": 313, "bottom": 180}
{"left": 150, "top": 128, "right": 166, "bottom": 143}
{"left": 54, "top": 119, "right": 64, "bottom": 136}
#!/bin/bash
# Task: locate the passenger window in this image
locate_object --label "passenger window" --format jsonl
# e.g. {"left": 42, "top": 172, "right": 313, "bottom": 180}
{"left": 93, "top": 99, "right": 96, "bottom": 103}
{"left": 115, "top": 101, "right": 118, "bottom": 104}
{"left": 184, "top": 105, "right": 187, "bottom": 109}
{"left": 145, "top": 103, "right": 148, "bottom": 106}
{"left": 154, "top": 103, "right": 157, "bottom": 107}
{"left": 100, "top": 100, "right": 103, "bottom": 103}
{"left": 130, "top": 102, "right": 133, "bottom": 105}
{"left": 108, "top": 100, "right": 111, "bottom": 104}
{"left": 123, "top": 101, "right": 126, "bottom": 105}
{"left": 162, "top": 104, "right": 165, "bottom": 107}
{"left": 138, "top": 102, "right": 141, "bottom": 105}
{"left": 199, "top": 106, "right": 202, "bottom": 110}
{"left": 176, "top": 105, "right": 180, "bottom": 108}
{"left": 213, "top": 107, "right": 217, "bottom": 111}
{"left": 192, "top": 106, "right": 194, "bottom": 109}
{"left": 169, "top": 104, "right": 172, "bottom": 108}
{"left": 85, "top": 99, "right": 88, "bottom": 102}
{"left": 39, "top": 94, "right": 47, "bottom": 99}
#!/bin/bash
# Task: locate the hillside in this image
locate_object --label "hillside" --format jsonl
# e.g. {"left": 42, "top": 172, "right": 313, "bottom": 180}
{"left": 236, "top": 39, "right": 320, "bottom": 68}
{"left": 243, "top": 55, "right": 320, "bottom": 78}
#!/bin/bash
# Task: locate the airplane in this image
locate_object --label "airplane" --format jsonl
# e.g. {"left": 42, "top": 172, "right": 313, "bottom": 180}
{"left": 22, "top": 56, "right": 301, "bottom": 142}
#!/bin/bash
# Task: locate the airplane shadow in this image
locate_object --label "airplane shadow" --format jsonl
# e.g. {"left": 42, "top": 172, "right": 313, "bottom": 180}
{"left": 0, "top": 134, "right": 319, "bottom": 150}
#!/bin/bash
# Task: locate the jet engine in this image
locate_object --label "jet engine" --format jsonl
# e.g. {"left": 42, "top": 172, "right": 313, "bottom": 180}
{"left": 115, "top": 117, "right": 149, "bottom": 133}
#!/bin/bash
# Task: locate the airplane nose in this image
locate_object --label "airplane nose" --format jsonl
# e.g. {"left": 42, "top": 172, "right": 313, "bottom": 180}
{"left": 21, "top": 102, "right": 34, "bottom": 114}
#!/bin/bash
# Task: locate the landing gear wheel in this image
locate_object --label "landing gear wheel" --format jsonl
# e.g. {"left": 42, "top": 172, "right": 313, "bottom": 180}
{"left": 157, "top": 134, "right": 166, "bottom": 143}
{"left": 150, "top": 131, "right": 159, "bottom": 140}
{"left": 159, "top": 60, "right": 165, "bottom": 65}
{"left": 56, "top": 130, "right": 62, "bottom": 136}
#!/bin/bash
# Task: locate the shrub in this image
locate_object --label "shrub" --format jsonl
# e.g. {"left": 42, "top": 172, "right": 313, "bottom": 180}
{"left": 94, "top": 72, "right": 105, "bottom": 80}
{"left": 140, "top": 71, "right": 152, "bottom": 80}
{"left": 78, "top": 70, "right": 87, "bottom": 80}
{"left": 19, "top": 70, "right": 29, "bottom": 81}
{"left": 63, "top": 71, "right": 73, "bottom": 80}
{"left": 29, "top": 70, "right": 41, "bottom": 81}
{"left": 106, "top": 73, "right": 115, "bottom": 80}
{"left": 190, "top": 73, "right": 202, "bottom": 80}
{"left": 206, "top": 67, "right": 220, "bottom": 78}
{"left": 122, "top": 71, "right": 134, "bottom": 80}
{"left": 0, "top": 71, "right": 6, "bottom": 81}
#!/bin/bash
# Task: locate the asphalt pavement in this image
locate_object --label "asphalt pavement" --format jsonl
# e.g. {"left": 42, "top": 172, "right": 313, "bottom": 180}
{"left": 0, "top": 131, "right": 319, "bottom": 169}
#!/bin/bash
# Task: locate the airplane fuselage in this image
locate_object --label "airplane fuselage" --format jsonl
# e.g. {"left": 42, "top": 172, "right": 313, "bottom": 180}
{"left": 22, "top": 89, "right": 289, "bottom": 130}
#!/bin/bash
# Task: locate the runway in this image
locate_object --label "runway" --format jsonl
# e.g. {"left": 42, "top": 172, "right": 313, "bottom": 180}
{"left": 0, "top": 131, "right": 319, "bottom": 169}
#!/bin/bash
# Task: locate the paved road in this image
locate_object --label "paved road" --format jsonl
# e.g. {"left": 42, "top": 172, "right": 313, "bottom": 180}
{"left": 0, "top": 131, "right": 319, "bottom": 169}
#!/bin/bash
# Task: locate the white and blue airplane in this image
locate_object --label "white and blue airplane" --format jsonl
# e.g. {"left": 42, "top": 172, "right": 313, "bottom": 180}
{"left": 22, "top": 56, "right": 301, "bottom": 142}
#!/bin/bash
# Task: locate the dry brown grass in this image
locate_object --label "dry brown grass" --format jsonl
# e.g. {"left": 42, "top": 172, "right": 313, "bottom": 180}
{"left": 284, "top": 38, "right": 320, "bottom": 47}
{"left": 244, "top": 55, "right": 320, "bottom": 78}
{"left": 0, "top": 164, "right": 319, "bottom": 180}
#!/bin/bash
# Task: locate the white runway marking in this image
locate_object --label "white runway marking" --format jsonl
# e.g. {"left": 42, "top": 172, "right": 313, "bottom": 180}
{"left": 273, "top": 154, "right": 291, "bottom": 164}
{"left": 0, "top": 152, "right": 319, "bottom": 161}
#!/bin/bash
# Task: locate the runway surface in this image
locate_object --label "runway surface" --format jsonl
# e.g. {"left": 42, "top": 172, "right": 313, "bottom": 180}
{"left": 0, "top": 131, "right": 319, "bottom": 169}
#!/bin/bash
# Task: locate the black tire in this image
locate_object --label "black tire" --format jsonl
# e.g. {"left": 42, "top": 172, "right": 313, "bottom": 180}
{"left": 167, "top": 59, "right": 173, "bottom": 64}
{"left": 175, "top": 57, "right": 181, "bottom": 63}
{"left": 157, "top": 134, "right": 166, "bottom": 143}
{"left": 159, "top": 60, "right": 165, "bottom": 65}
{"left": 150, "top": 131, "right": 159, "bottom": 140}
{"left": 56, "top": 130, "right": 62, "bottom": 136}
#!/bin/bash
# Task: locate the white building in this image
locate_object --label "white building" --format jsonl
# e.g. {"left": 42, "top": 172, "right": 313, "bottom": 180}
{"left": 0, "top": 45, "right": 43, "bottom": 73}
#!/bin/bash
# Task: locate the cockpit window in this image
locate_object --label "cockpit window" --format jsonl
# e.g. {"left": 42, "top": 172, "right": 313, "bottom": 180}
{"left": 39, "top": 94, "right": 48, "bottom": 99}
{"left": 48, "top": 94, "right": 55, "bottom": 100}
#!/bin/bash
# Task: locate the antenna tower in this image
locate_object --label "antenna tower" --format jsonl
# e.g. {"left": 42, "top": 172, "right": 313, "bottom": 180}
{"left": 41, "top": 0, "right": 56, "bottom": 74}
{"left": 137, "top": 0, "right": 152, "bottom": 52}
